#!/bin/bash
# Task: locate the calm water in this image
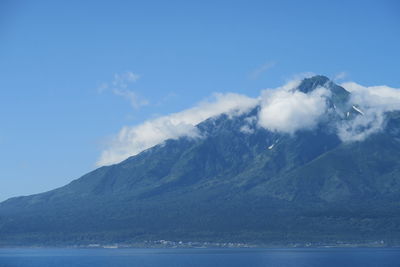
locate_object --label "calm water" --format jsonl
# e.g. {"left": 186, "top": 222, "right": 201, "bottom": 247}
{"left": 1, "top": 248, "right": 400, "bottom": 267}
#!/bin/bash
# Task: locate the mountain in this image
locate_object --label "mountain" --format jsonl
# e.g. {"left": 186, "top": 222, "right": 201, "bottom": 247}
{"left": 1, "top": 75, "right": 400, "bottom": 246}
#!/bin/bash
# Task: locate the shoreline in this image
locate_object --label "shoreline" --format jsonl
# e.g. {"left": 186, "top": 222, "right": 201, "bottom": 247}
{"left": 1, "top": 243, "right": 398, "bottom": 250}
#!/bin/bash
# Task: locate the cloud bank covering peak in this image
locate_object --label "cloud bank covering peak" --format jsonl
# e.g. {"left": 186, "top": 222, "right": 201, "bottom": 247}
{"left": 258, "top": 82, "right": 331, "bottom": 134}
{"left": 338, "top": 82, "right": 400, "bottom": 142}
{"left": 97, "top": 77, "right": 400, "bottom": 166}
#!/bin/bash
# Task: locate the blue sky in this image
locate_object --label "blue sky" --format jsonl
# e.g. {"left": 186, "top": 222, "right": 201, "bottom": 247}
{"left": 1, "top": 0, "right": 399, "bottom": 201}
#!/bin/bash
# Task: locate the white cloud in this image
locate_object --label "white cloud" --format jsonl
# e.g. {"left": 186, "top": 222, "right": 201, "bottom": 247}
{"left": 257, "top": 79, "right": 400, "bottom": 140}
{"left": 97, "top": 93, "right": 258, "bottom": 166}
{"left": 97, "top": 77, "right": 400, "bottom": 166}
{"left": 342, "top": 82, "right": 400, "bottom": 110}
{"left": 337, "top": 109, "right": 386, "bottom": 142}
{"left": 257, "top": 81, "right": 331, "bottom": 134}
{"left": 240, "top": 124, "right": 254, "bottom": 134}
{"left": 98, "top": 71, "right": 148, "bottom": 109}
{"left": 240, "top": 116, "right": 257, "bottom": 134}
{"left": 338, "top": 82, "right": 400, "bottom": 142}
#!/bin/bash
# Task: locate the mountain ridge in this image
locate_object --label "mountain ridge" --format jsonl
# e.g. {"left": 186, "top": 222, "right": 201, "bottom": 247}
{"left": 1, "top": 76, "right": 400, "bottom": 246}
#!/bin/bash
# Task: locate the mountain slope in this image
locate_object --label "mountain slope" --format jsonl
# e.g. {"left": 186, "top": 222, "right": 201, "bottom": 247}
{"left": 1, "top": 76, "right": 400, "bottom": 246}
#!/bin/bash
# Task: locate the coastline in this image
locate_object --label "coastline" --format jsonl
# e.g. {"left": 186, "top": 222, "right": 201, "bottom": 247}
{"left": 0, "top": 240, "right": 397, "bottom": 249}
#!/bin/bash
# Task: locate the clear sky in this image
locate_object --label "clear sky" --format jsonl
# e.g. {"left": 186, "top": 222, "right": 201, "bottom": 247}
{"left": 1, "top": 0, "right": 399, "bottom": 201}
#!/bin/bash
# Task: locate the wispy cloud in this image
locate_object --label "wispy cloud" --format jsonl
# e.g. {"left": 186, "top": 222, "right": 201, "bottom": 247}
{"left": 333, "top": 71, "right": 348, "bottom": 81}
{"left": 249, "top": 61, "right": 275, "bottom": 80}
{"left": 112, "top": 72, "right": 140, "bottom": 88}
{"left": 112, "top": 88, "right": 149, "bottom": 109}
{"left": 98, "top": 71, "right": 148, "bottom": 109}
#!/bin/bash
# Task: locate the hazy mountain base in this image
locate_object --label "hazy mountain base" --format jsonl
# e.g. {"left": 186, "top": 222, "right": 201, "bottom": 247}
{"left": 1, "top": 76, "right": 400, "bottom": 247}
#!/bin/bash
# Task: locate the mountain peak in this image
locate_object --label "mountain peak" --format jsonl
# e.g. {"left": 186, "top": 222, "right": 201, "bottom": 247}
{"left": 297, "top": 75, "right": 330, "bottom": 93}
{"left": 296, "top": 75, "right": 351, "bottom": 110}
{"left": 2, "top": 75, "right": 400, "bottom": 247}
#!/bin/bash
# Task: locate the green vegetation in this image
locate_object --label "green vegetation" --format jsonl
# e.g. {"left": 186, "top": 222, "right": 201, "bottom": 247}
{"left": 1, "top": 76, "right": 400, "bottom": 246}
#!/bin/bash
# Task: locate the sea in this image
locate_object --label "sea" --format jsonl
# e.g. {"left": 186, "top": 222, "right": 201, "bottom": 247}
{"left": 0, "top": 248, "right": 399, "bottom": 267}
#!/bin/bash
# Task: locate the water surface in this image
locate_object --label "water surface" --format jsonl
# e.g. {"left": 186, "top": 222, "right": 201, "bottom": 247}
{"left": 1, "top": 248, "right": 399, "bottom": 267}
